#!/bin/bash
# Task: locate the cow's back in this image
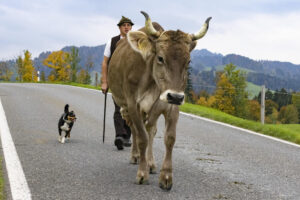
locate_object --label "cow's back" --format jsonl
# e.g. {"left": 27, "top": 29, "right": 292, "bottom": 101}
{"left": 108, "top": 37, "right": 146, "bottom": 107}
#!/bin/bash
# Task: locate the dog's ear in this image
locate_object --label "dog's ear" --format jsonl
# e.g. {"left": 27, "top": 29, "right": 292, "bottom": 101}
{"left": 64, "top": 104, "right": 69, "bottom": 113}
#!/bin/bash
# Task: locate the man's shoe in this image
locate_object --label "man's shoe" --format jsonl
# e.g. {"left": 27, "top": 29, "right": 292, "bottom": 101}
{"left": 114, "top": 137, "right": 124, "bottom": 150}
{"left": 123, "top": 138, "right": 132, "bottom": 147}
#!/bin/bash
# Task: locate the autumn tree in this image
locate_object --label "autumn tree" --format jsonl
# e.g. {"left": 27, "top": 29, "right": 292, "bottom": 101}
{"left": 196, "top": 97, "right": 207, "bottom": 106}
{"left": 224, "top": 63, "right": 248, "bottom": 117}
{"left": 214, "top": 73, "right": 235, "bottom": 115}
{"left": 77, "top": 69, "right": 86, "bottom": 84}
{"left": 43, "top": 50, "right": 71, "bottom": 82}
{"left": 0, "top": 62, "right": 13, "bottom": 81}
{"left": 247, "top": 100, "right": 260, "bottom": 121}
{"left": 22, "top": 50, "right": 37, "bottom": 82}
{"left": 278, "top": 105, "right": 299, "bottom": 124}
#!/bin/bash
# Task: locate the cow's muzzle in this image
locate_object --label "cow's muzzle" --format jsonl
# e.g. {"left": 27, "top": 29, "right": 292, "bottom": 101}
{"left": 167, "top": 93, "right": 184, "bottom": 105}
{"left": 160, "top": 90, "right": 185, "bottom": 105}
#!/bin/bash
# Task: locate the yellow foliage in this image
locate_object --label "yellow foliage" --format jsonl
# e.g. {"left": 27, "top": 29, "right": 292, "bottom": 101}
{"left": 77, "top": 69, "right": 86, "bottom": 84}
{"left": 207, "top": 96, "right": 216, "bottom": 107}
{"left": 214, "top": 74, "right": 235, "bottom": 114}
{"left": 248, "top": 100, "right": 260, "bottom": 121}
{"left": 48, "top": 74, "right": 56, "bottom": 82}
{"left": 22, "top": 50, "right": 36, "bottom": 82}
{"left": 43, "top": 50, "right": 71, "bottom": 81}
{"left": 196, "top": 97, "right": 207, "bottom": 106}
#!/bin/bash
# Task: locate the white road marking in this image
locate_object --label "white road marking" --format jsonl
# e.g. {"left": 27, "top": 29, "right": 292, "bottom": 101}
{"left": 0, "top": 98, "right": 32, "bottom": 200}
{"left": 180, "top": 112, "right": 300, "bottom": 148}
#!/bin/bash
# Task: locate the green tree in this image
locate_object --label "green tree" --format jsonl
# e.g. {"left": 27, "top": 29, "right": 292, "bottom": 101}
{"left": 278, "top": 105, "right": 299, "bottom": 124}
{"left": 184, "top": 65, "right": 194, "bottom": 103}
{"left": 0, "top": 62, "right": 13, "bottom": 81}
{"left": 273, "top": 88, "right": 292, "bottom": 110}
{"left": 224, "top": 63, "right": 248, "bottom": 117}
{"left": 41, "top": 71, "right": 46, "bottom": 82}
{"left": 95, "top": 72, "right": 99, "bottom": 87}
{"left": 16, "top": 55, "right": 24, "bottom": 81}
{"left": 70, "top": 47, "right": 81, "bottom": 82}
{"left": 83, "top": 56, "right": 94, "bottom": 84}
{"left": 292, "top": 92, "right": 300, "bottom": 123}
{"left": 265, "top": 99, "right": 278, "bottom": 116}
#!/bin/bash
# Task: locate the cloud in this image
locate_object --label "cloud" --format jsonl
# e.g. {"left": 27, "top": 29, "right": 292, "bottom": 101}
{"left": 0, "top": 3, "right": 119, "bottom": 59}
{"left": 197, "top": 12, "right": 300, "bottom": 64}
{"left": 1, "top": 0, "right": 300, "bottom": 65}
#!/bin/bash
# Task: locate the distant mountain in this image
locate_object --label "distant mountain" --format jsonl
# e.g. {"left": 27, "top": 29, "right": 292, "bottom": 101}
{"left": 190, "top": 51, "right": 300, "bottom": 93}
{"left": 3, "top": 45, "right": 300, "bottom": 93}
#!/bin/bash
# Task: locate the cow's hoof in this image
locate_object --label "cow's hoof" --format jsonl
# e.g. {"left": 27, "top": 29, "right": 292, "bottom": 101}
{"left": 135, "top": 173, "right": 149, "bottom": 185}
{"left": 159, "top": 174, "right": 173, "bottom": 191}
{"left": 130, "top": 155, "right": 139, "bottom": 164}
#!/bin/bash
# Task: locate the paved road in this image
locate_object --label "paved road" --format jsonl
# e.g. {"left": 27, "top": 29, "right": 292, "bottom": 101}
{"left": 0, "top": 83, "right": 299, "bottom": 200}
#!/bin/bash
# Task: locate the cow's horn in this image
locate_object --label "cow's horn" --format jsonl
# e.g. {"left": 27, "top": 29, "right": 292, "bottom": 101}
{"left": 141, "top": 11, "right": 160, "bottom": 37}
{"left": 190, "top": 17, "right": 212, "bottom": 41}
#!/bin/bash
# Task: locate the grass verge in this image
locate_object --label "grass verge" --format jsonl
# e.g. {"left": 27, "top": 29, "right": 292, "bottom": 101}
{"left": 180, "top": 103, "right": 300, "bottom": 145}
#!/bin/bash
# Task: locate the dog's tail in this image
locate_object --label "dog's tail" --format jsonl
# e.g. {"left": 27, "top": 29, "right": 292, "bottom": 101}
{"left": 64, "top": 104, "right": 69, "bottom": 113}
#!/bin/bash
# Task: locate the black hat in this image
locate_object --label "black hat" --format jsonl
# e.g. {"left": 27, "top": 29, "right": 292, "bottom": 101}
{"left": 117, "top": 16, "right": 134, "bottom": 26}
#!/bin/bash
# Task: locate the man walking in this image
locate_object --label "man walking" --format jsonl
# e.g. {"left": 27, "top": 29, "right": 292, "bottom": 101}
{"left": 101, "top": 16, "right": 134, "bottom": 150}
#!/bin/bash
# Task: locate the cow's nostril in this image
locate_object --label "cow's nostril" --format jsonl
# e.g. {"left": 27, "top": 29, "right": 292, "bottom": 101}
{"left": 167, "top": 93, "right": 184, "bottom": 105}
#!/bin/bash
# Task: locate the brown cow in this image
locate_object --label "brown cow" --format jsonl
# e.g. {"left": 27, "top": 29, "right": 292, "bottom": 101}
{"left": 108, "top": 11, "right": 211, "bottom": 190}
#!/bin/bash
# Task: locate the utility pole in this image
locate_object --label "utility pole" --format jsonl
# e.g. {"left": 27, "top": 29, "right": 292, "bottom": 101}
{"left": 261, "top": 85, "right": 265, "bottom": 124}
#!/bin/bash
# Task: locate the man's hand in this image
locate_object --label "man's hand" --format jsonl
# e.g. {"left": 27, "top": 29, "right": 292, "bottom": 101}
{"left": 101, "top": 82, "right": 108, "bottom": 94}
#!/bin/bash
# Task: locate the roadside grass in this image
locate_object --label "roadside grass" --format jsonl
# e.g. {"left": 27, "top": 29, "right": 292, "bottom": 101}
{"left": 180, "top": 103, "right": 300, "bottom": 145}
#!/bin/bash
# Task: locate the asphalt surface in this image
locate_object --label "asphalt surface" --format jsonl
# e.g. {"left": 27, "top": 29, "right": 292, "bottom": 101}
{"left": 0, "top": 83, "right": 299, "bottom": 200}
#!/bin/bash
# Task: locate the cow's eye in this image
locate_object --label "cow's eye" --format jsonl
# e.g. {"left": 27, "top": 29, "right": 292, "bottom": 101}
{"left": 157, "top": 56, "right": 164, "bottom": 64}
{"left": 188, "top": 60, "right": 191, "bottom": 64}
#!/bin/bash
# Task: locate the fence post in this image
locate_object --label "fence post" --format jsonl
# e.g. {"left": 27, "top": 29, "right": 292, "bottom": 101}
{"left": 260, "top": 85, "right": 265, "bottom": 124}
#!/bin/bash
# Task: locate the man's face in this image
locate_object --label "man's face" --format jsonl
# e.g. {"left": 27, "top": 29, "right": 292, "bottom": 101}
{"left": 119, "top": 23, "right": 132, "bottom": 36}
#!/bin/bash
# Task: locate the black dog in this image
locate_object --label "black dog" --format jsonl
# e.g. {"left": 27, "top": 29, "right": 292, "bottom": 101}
{"left": 58, "top": 104, "right": 76, "bottom": 143}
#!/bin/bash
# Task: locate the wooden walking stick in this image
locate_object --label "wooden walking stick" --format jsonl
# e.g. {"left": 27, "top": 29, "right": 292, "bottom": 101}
{"left": 103, "top": 92, "right": 107, "bottom": 143}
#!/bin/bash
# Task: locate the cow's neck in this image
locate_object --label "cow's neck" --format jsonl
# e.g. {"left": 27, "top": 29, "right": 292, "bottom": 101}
{"left": 137, "top": 59, "right": 161, "bottom": 114}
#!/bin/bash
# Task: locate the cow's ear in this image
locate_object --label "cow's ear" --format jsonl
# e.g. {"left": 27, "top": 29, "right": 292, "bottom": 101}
{"left": 189, "top": 41, "right": 197, "bottom": 52}
{"left": 127, "top": 31, "right": 153, "bottom": 60}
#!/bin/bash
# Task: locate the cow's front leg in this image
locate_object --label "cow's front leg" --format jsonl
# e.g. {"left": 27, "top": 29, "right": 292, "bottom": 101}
{"left": 128, "top": 102, "right": 149, "bottom": 184}
{"left": 146, "top": 122, "right": 157, "bottom": 174}
{"left": 130, "top": 126, "right": 139, "bottom": 164}
{"left": 159, "top": 105, "right": 179, "bottom": 190}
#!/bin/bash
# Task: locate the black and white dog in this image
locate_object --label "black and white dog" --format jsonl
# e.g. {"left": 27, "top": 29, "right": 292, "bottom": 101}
{"left": 58, "top": 104, "right": 76, "bottom": 143}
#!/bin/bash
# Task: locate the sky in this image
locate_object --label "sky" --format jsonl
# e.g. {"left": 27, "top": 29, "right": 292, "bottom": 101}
{"left": 1, "top": 0, "right": 300, "bottom": 64}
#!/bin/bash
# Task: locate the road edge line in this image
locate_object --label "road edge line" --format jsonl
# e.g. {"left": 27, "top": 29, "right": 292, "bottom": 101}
{"left": 0, "top": 98, "right": 32, "bottom": 200}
